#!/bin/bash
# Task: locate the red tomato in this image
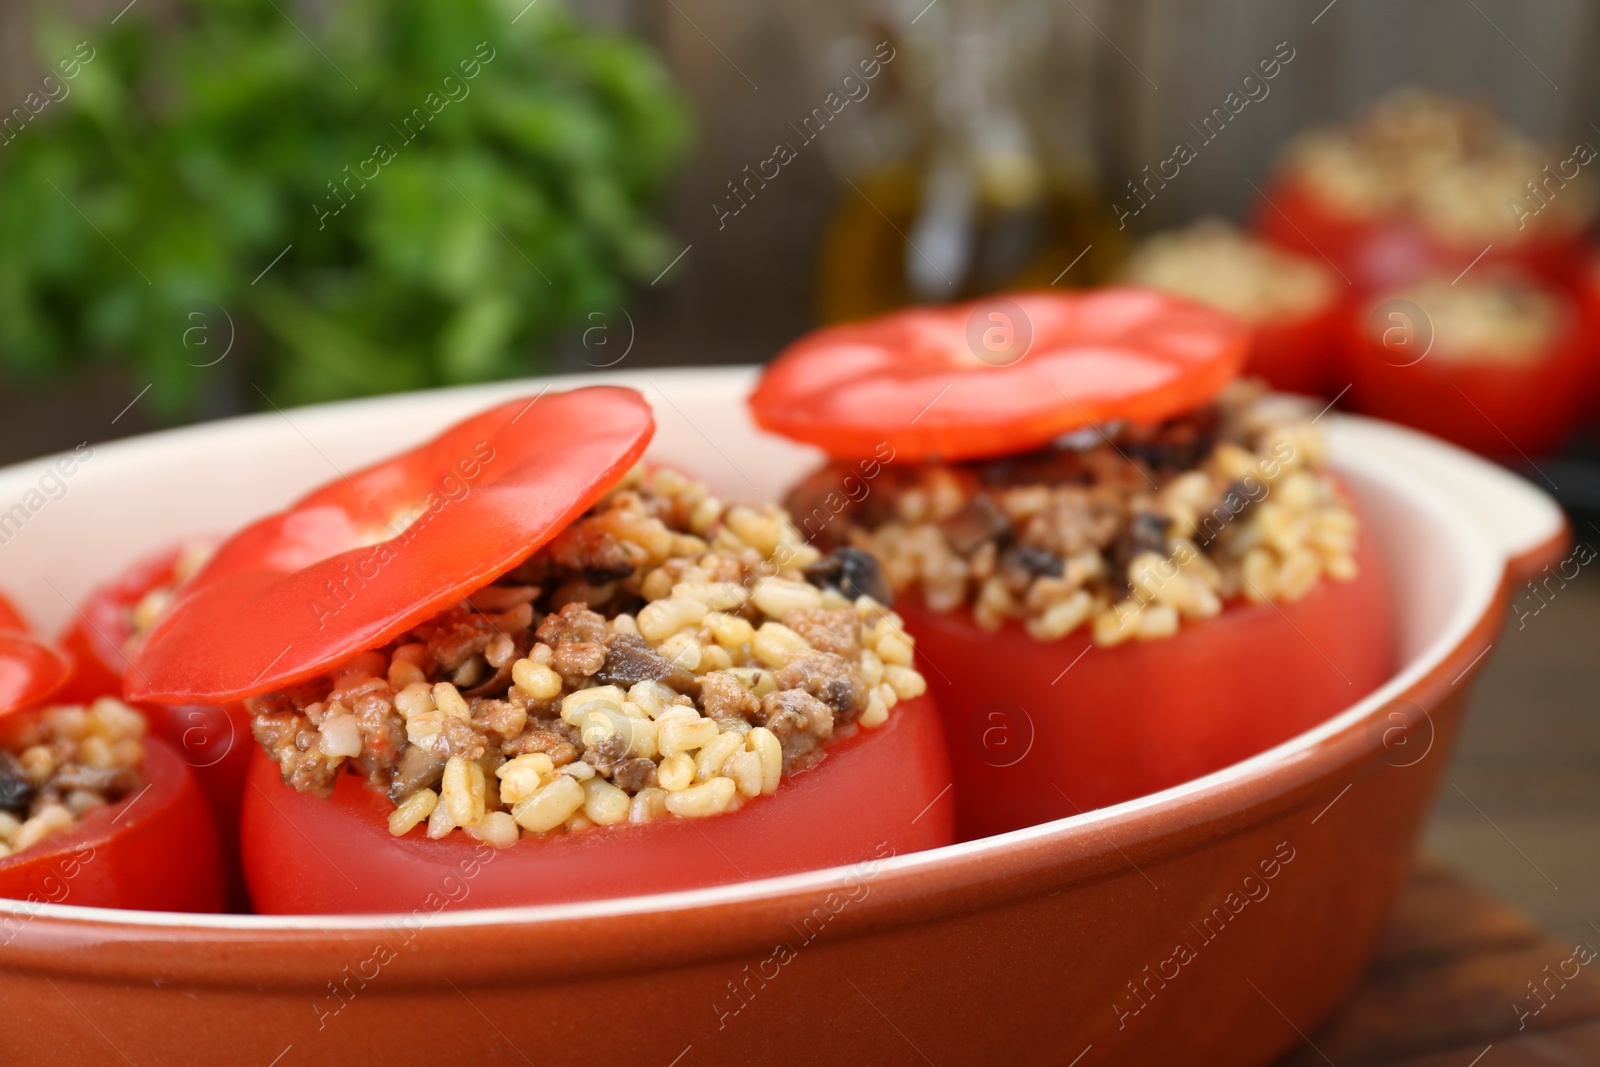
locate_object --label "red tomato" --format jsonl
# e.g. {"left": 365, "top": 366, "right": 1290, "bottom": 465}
{"left": 1254, "top": 174, "right": 1588, "bottom": 292}
{"left": 0, "top": 611, "right": 224, "bottom": 910}
{"left": 128, "top": 387, "right": 654, "bottom": 705}
{"left": 0, "top": 634, "right": 71, "bottom": 718}
{"left": 1342, "top": 284, "right": 1600, "bottom": 458}
{"left": 1576, "top": 252, "right": 1600, "bottom": 423}
{"left": 242, "top": 695, "right": 954, "bottom": 914}
{"left": 0, "top": 593, "right": 30, "bottom": 635}
{"left": 1247, "top": 295, "right": 1348, "bottom": 398}
{"left": 54, "top": 544, "right": 195, "bottom": 704}
{"left": 897, "top": 503, "right": 1394, "bottom": 840}
{"left": 53, "top": 625, "right": 122, "bottom": 707}
{"left": 0, "top": 591, "right": 68, "bottom": 716}
{"left": 750, "top": 288, "right": 1247, "bottom": 463}
{"left": 55, "top": 545, "right": 249, "bottom": 802}
{"left": 0, "top": 736, "right": 224, "bottom": 911}
{"left": 56, "top": 544, "right": 252, "bottom": 909}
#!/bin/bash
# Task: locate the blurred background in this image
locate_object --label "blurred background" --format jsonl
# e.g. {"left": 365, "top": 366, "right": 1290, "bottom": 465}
{"left": 1, "top": 0, "right": 1597, "bottom": 955}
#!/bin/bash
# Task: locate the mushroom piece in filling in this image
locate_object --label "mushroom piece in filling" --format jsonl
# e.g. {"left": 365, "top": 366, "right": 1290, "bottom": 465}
{"left": 246, "top": 467, "right": 928, "bottom": 847}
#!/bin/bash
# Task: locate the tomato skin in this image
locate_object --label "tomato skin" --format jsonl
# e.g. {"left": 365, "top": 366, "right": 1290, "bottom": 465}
{"left": 1584, "top": 260, "right": 1600, "bottom": 422}
{"left": 146, "top": 701, "right": 252, "bottom": 910}
{"left": 0, "top": 737, "right": 224, "bottom": 912}
{"left": 53, "top": 544, "right": 195, "bottom": 706}
{"left": 54, "top": 545, "right": 252, "bottom": 909}
{"left": 0, "top": 635, "right": 72, "bottom": 719}
{"left": 53, "top": 623, "right": 124, "bottom": 707}
{"left": 751, "top": 288, "right": 1247, "bottom": 463}
{"left": 0, "top": 593, "right": 30, "bottom": 635}
{"left": 129, "top": 388, "right": 655, "bottom": 705}
{"left": 897, "top": 513, "right": 1393, "bottom": 840}
{"left": 1341, "top": 289, "right": 1600, "bottom": 458}
{"left": 242, "top": 695, "right": 954, "bottom": 914}
{"left": 1254, "top": 174, "right": 1588, "bottom": 292}
{"left": 1247, "top": 295, "right": 1347, "bottom": 398}
{"left": 1, "top": 586, "right": 69, "bottom": 717}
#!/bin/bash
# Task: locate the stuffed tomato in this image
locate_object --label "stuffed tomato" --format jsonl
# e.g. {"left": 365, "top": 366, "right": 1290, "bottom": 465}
{"left": 56, "top": 541, "right": 215, "bottom": 703}
{"left": 1344, "top": 269, "right": 1599, "bottom": 457}
{"left": 0, "top": 625, "right": 223, "bottom": 911}
{"left": 54, "top": 543, "right": 252, "bottom": 899}
{"left": 1122, "top": 218, "right": 1345, "bottom": 397}
{"left": 127, "top": 386, "right": 953, "bottom": 914}
{"left": 243, "top": 692, "right": 943, "bottom": 913}
{"left": 752, "top": 287, "right": 1395, "bottom": 838}
{"left": 1254, "top": 88, "right": 1594, "bottom": 291}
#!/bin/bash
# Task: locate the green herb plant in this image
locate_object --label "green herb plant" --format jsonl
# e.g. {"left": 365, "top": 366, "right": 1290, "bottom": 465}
{"left": 0, "top": 0, "right": 690, "bottom": 412}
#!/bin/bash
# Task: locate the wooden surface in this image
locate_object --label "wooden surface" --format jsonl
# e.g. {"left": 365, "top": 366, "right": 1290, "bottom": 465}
{"left": 1278, "top": 859, "right": 1600, "bottom": 1066}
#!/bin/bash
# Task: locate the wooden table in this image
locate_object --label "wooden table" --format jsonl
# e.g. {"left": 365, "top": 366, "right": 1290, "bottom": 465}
{"left": 1279, "top": 860, "right": 1600, "bottom": 1066}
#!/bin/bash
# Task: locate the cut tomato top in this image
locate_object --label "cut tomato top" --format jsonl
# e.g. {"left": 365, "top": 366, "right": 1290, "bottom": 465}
{"left": 0, "top": 591, "right": 73, "bottom": 717}
{"left": 750, "top": 287, "right": 1248, "bottom": 462}
{"left": 126, "top": 386, "right": 655, "bottom": 704}
{"left": 0, "top": 592, "right": 29, "bottom": 635}
{"left": 0, "top": 633, "right": 71, "bottom": 718}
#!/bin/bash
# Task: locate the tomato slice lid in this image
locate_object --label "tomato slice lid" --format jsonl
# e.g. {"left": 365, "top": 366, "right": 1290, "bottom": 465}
{"left": 749, "top": 287, "right": 1248, "bottom": 462}
{"left": 0, "top": 634, "right": 72, "bottom": 718}
{"left": 0, "top": 593, "right": 29, "bottom": 635}
{"left": 126, "top": 386, "right": 654, "bottom": 704}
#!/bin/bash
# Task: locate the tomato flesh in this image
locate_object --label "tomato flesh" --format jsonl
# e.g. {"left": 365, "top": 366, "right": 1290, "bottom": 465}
{"left": 898, "top": 507, "right": 1393, "bottom": 840}
{"left": 0, "top": 737, "right": 224, "bottom": 911}
{"left": 242, "top": 695, "right": 954, "bottom": 914}
{"left": 128, "top": 387, "right": 655, "bottom": 705}
{"left": 750, "top": 288, "right": 1247, "bottom": 463}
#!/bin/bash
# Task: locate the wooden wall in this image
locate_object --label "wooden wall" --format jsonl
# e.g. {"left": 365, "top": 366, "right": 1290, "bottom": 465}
{"left": 2, "top": 0, "right": 1598, "bottom": 384}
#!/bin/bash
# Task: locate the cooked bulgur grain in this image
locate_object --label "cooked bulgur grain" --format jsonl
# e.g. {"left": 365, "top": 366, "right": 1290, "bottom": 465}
{"left": 245, "top": 467, "right": 927, "bottom": 845}
{"left": 786, "top": 380, "right": 1358, "bottom": 646}
{"left": 0, "top": 698, "right": 147, "bottom": 859}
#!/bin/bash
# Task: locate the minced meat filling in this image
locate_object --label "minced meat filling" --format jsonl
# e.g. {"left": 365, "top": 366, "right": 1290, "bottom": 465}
{"left": 245, "top": 467, "right": 927, "bottom": 847}
{"left": 787, "top": 381, "right": 1359, "bottom": 646}
{"left": 0, "top": 698, "right": 146, "bottom": 860}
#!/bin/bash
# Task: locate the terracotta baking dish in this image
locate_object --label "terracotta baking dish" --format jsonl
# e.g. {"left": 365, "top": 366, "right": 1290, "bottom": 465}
{"left": 0, "top": 369, "right": 1564, "bottom": 1067}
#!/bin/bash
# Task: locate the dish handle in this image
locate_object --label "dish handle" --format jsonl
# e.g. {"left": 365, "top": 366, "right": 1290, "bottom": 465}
{"left": 1335, "top": 415, "right": 1571, "bottom": 584}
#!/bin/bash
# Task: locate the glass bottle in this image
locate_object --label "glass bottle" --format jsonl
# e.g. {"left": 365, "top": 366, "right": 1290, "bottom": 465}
{"left": 813, "top": 0, "right": 1126, "bottom": 323}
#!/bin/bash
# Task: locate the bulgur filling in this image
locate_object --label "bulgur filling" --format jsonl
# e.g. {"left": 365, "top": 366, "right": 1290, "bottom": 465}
{"left": 787, "top": 381, "right": 1358, "bottom": 645}
{"left": 1121, "top": 219, "right": 1334, "bottom": 325}
{"left": 0, "top": 698, "right": 147, "bottom": 860}
{"left": 1382, "top": 274, "right": 1565, "bottom": 366}
{"left": 1283, "top": 87, "right": 1596, "bottom": 242}
{"left": 245, "top": 467, "right": 927, "bottom": 847}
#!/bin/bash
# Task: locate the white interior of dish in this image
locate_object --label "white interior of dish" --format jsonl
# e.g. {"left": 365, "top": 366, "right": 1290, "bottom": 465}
{"left": 0, "top": 368, "right": 1561, "bottom": 929}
